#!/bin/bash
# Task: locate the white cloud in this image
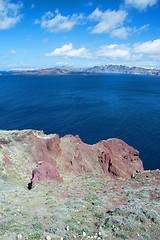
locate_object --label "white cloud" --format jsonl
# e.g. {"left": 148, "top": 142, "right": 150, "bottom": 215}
{"left": 0, "top": 0, "right": 23, "bottom": 30}
{"left": 125, "top": 0, "right": 158, "bottom": 10}
{"left": 10, "top": 50, "right": 16, "bottom": 54}
{"left": 96, "top": 44, "right": 131, "bottom": 60}
{"left": 88, "top": 7, "right": 102, "bottom": 21}
{"left": 111, "top": 27, "right": 131, "bottom": 39}
{"left": 35, "top": 10, "right": 84, "bottom": 33}
{"left": 134, "top": 39, "right": 160, "bottom": 56}
{"left": 133, "top": 24, "right": 150, "bottom": 33}
{"left": 88, "top": 8, "right": 127, "bottom": 34}
{"left": 45, "top": 43, "right": 91, "bottom": 58}
{"left": 44, "top": 39, "right": 160, "bottom": 68}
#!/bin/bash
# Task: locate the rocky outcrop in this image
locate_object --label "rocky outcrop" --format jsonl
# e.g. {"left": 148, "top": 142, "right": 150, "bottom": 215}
{"left": 0, "top": 130, "right": 144, "bottom": 187}
{"left": 57, "top": 135, "right": 143, "bottom": 179}
{"left": 96, "top": 139, "right": 143, "bottom": 179}
{"left": 28, "top": 162, "right": 63, "bottom": 189}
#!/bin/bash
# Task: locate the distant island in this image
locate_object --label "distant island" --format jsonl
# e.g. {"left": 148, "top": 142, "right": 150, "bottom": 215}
{"left": 12, "top": 68, "right": 96, "bottom": 76}
{"left": 87, "top": 64, "right": 160, "bottom": 76}
{"left": 3, "top": 64, "right": 160, "bottom": 76}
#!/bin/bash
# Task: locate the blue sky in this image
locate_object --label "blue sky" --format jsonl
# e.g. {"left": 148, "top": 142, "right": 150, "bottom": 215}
{"left": 0, "top": 0, "right": 160, "bottom": 70}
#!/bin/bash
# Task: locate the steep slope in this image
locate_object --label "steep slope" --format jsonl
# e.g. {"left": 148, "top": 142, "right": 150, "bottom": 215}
{"left": 0, "top": 130, "right": 143, "bottom": 187}
{"left": 0, "top": 130, "right": 159, "bottom": 240}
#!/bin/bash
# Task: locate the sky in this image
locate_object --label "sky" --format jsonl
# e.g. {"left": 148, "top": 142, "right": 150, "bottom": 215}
{"left": 0, "top": 0, "right": 160, "bottom": 70}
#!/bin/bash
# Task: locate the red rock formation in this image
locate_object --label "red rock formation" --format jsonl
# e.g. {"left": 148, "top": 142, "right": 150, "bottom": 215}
{"left": 4, "top": 130, "right": 143, "bottom": 187}
{"left": 59, "top": 136, "right": 143, "bottom": 180}
{"left": 29, "top": 132, "right": 61, "bottom": 165}
{"left": 28, "top": 161, "right": 63, "bottom": 189}
{"left": 2, "top": 155, "right": 13, "bottom": 165}
{"left": 96, "top": 139, "right": 144, "bottom": 179}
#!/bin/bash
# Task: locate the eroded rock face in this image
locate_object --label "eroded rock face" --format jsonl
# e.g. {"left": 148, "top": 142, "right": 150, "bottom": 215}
{"left": 0, "top": 130, "right": 144, "bottom": 187}
{"left": 29, "top": 132, "right": 62, "bottom": 164}
{"left": 59, "top": 136, "right": 143, "bottom": 180}
{"left": 96, "top": 139, "right": 144, "bottom": 179}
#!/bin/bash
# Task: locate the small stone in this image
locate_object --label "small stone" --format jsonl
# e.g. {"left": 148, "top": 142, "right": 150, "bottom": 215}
{"left": 16, "top": 234, "right": 22, "bottom": 240}
{"left": 46, "top": 236, "right": 51, "bottom": 240}
{"left": 66, "top": 226, "right": 69, "bottom": 231}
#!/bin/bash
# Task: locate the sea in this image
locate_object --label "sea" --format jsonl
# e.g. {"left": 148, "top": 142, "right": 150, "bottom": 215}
{"left": 0, "top": 73, "right": 160, "bottom": 170}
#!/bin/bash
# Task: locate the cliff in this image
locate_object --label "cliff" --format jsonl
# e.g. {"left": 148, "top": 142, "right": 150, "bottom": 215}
{"left": 0, "top": 130, "right": 143, "bottom": 186}
{"left": 0, "top": 130, "right": 159, "bottom": 240}
{"left": 87, "top": 64, "right": 160, "bottom": 76}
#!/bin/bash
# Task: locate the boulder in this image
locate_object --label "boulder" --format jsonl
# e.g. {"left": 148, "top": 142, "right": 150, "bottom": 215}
{"left": 28, "top": 161, "right": 63, "bottom": 189}
{"left": 96, "top": 139, "right": 144, "bottom": 179}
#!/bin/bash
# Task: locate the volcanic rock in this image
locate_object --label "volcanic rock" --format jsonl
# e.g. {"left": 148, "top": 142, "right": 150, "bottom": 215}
{"left": 28, "top": 161, "right": 63, "bottom": 189}
{"left": 96, "top": 139, "right": 143, "bottom": 179}
{"left": 58, "top": 136, "right": 143, "bottom": 179}
{"left": 0, "top": 130, "right": 144, "bottom": 186}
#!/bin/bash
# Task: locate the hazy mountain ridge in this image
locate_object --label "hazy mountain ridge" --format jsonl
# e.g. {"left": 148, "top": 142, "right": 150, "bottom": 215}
{"left": 12, "top": 67, "right": 95, "bottom": 76}
{"left": 6, "top": 64, "right": 160, "bottom": 76}
{"left": 86, "top": 64, "right": 160, "bottom": 76}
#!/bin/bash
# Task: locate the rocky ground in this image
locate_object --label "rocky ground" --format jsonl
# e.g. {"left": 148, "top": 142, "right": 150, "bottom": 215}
{"left": 0, "top": 170, "right": 159, "bottom": 240}
{"left": 0, "top": 130, "right": 159, "bottom": 240}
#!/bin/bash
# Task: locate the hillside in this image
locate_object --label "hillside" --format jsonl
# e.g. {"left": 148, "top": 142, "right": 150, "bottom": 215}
{"left": 0, "top": 130, "right": 159, "bottom": 240}
{"left": 11, "top": 68, "right": 94, "bottom": 76}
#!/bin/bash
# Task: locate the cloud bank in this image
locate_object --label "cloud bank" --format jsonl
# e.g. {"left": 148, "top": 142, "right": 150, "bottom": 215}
{"left": 45, "top": 39, "right": 160, "bottom": 65}
{"left": 134, "top": 39, "right": 160, "bottom": 56}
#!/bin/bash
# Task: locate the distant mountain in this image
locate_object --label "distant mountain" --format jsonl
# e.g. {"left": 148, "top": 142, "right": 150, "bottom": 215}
{"left": 8, "top": 64, "right": 160, "bottom": 76}
{"left": 12, "top": 67, "right": 95, "bottom": 76}
{"left": 86, "top": 64, "right": 160, "bottom": 76}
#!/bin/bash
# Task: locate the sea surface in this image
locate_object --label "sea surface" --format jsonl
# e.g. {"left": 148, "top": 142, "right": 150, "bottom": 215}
{"left": 0, "top": 73, "right": 160, "bottom": 170}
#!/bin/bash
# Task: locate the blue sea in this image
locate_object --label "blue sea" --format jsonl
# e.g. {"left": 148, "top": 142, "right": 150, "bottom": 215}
{"left": 0, "top": 73, "right": 160, "bottom": 170}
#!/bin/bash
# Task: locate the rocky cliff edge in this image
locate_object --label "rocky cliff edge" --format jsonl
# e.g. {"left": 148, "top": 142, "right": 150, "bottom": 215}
{"left": 0, "top": 130, "right": 143, "bottom": 187}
